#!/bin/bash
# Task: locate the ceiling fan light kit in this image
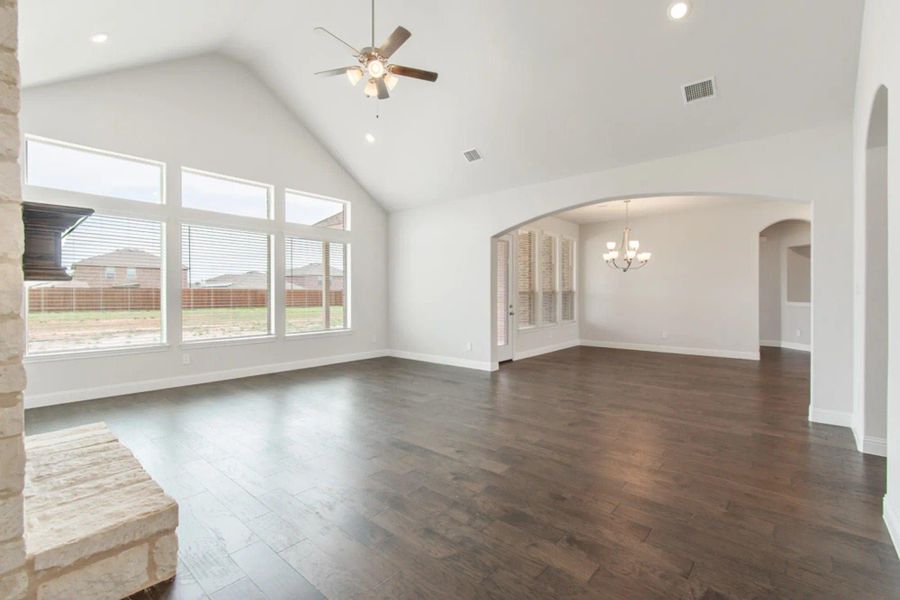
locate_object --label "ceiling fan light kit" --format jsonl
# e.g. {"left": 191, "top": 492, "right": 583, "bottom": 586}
{"left": 314, "top": 0, "right": 438, "bottom": 100}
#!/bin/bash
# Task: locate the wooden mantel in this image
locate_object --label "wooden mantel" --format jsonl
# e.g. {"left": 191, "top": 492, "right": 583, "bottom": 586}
{"left": 22, "top": 202, "right": 93, "bottom": 281}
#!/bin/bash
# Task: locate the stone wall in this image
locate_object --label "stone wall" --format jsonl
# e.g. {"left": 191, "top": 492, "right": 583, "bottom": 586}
{"left": 0, "top": 0, "right": 27, "bottom": 598}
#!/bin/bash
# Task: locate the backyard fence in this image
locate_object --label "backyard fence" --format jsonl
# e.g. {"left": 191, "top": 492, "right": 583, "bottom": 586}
{"left": 28, "top": 288, "right": 344, "bottom": 312}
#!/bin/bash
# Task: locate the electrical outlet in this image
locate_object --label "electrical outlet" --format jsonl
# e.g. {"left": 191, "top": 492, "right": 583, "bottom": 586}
{"left": 796, "top": 329, "right": 801, "bottom": 338}
{"left": 182, "top": 353, "right": 191, "bottom": 366}
{"left": 466, "top": 341, "right": 473, "bottom": 352}
{"left": 661, "top": 330, "right": 669, "bottom": 340}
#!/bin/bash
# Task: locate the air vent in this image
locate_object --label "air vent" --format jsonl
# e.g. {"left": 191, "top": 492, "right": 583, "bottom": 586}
{"left": 683, "top": 78, "right": 716, "bottom": 104}
{"left": 462, "top": 148, "right": 482, "bottom": 163}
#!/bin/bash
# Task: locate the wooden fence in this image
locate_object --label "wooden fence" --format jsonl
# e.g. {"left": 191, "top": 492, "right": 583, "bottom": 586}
{"left": 28, "top": 288, "right": 344, "bottom": 312}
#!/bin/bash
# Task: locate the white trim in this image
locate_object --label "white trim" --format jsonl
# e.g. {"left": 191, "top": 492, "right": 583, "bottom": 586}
{"left": 807, "top": 407, "right": 853, "bottom": 428}
{"left": 862, "top": 436, "right": 888, "bottom": 457}
{"left": 387, "top": 350, "right": 493, "bottom": 372}
{"left": 579, "top": 339, "right": 759, "bottom": 361}
{"left": 513, "top": 340, "right": 579, "bottom": 361}
{"left": 884, "top": 496, "right": 900, "bottom": 560}
{"left": 760, "top": 340, "right": 811, "bottom": 352}
{"left": 24, "top": 349, "right": 389, "bottom": 409}
{"left": 25, "top": 343, "right": 170, "bottom": 363}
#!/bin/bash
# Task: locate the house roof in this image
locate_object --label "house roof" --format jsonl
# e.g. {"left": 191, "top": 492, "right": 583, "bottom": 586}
{"left": 286, "top": 263, "right": 344, "bottom": 277}
{"left": 198, "top": 271, "right": 268, "bottom": 289}
{"left": 73, "top": 248, "right": 188, "bottom": 270}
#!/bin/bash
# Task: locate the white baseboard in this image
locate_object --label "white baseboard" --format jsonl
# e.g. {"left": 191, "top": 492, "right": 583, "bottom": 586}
{"left": 884, "top": 496, "right": 900, "bottom": 560}
{"left": 862, "top": 436, "right": 888, "bottom": 457}
{"left": 808, "top": 407, "right": 853, "bottom": 428}
{"left": 513, "top": 339, "right": 580, "bottom": 361}
{"left": 25, "top": 349, "right": 390, "bottom": 409}
{"left": 579, "top": 340, "right": 759, "bottom": 361}
{"left": 387, "top": 350, "right": 493, "bottom": 372}
{"left": 760, "top": 340, "right": 811, "bottom": 352}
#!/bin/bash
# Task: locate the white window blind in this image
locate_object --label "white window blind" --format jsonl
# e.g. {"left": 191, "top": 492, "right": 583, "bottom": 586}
{"left": 540, "top": 234, "right": 557, "bottom": 324}
{"left": 286, "top": 191, "right": 347, "bottom": 230}
{"left": 26, "top": 214, "right": 163, "bottom": 354}
{"left": 561, "top": 238, "right": 575, "bottom": 321}
{"left": 285, "top": 237, "right": 348, "bottom": 333}
{"left": 182, "top": 224, "right": 271, "bottom": 341}
{"left": 496, "top": 238, "right": 510, "bottom": 346}
{"left": 182, "top": 169, "right": 270, "bottom": 219}
{"left": 25, "top": 138, "right": 163, "bottom": 203}
{"left": 517, "top": 230, "right": 536, "bottom": 328}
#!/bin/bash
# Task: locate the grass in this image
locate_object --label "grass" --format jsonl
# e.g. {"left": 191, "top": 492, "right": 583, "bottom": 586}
{"left": 27, "top": 306, "right": 346, "bottom": 354}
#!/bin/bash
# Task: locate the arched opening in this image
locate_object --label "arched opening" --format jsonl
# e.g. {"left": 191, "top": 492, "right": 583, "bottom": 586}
{"left": 759, "top": 219, "right": 812, "bottom": 352}
{"left": 860, "top": 85, "right": 889, "bottom": 457}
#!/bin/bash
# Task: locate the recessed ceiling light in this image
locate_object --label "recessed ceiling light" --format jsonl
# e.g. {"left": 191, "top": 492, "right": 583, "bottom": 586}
{"left": 668, "top": 1, "right": 690, "bottom": 20}
{"left": 365, "top": 133, "right": 375, "bottom": 143}
{"left": 90, "top": 32, "right": 109, "bottom": 44}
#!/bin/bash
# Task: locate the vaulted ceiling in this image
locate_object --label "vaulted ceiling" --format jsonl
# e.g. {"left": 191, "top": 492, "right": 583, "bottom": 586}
{"left": 20, "top": 0, "right": 864, "bottom": 211}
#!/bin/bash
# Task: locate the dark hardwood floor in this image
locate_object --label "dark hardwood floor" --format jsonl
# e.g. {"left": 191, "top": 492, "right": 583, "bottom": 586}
{"left": 25, "top": 347, "right": 899, "bottom": 599}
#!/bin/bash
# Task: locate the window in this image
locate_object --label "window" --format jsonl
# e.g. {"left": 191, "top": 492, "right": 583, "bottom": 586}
{"left": 560, "top": 238, "right": 575, "bottom": 321}
{"left": 285, "top": 237, "right": 348, "bottom": 333}
{"left": 182, "top": 169, "right": 270, "bottom": 219}
{"left": 25, "top": 138, "right": 163, "bottom": 203}
{"left": 182, "top": 225, "right": 271, "bottom": 341}
{"left": 540, "top": 234, "right": 557, "bottom": 324}
{"left": 126, "top": 267, "right": 137, "bottom": 280}
{"left": 25, "top": 215, "right": 164, "bottom": 355}
{"left": 517, "top": 230, "right": 536, "bottom": 328}
{"left": 286, "top": 191, "right": 347, "bottom": 230}
{"left": 496, "top": 238, "right": 510, "bottom": 346}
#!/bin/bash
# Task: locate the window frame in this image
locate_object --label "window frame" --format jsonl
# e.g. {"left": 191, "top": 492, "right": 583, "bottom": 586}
{"left": 284, "top": 188, "right": 351, "bottom": 231}
{"left": 538, "top": 232, "right": 558, "bottom": 327}
{"left": 283, "top": 237, "right": 351, "bottom": 337}
{"left": 560, "top": 236, "right": 577, "bottom": 323}
{"left": 22, "top": 135, "right": 355, "bottom": 361}
{"left": 180, "top": 166, "right": 274, "bottom": 221}
{"left": 516, "top": 229, "right": 538, "bottom": 331}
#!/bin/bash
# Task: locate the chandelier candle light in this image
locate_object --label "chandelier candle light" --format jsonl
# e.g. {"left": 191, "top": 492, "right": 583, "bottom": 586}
{"left": 603, "top": 200, "right": 652, "bottom": 272}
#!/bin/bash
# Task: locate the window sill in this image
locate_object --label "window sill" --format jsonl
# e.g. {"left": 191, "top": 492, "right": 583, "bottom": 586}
{"left": 285, "top": 329, "right": 353, "bottom": 340}
{"left": 25, "top": 343, "right": 170, "bottom": 363}
{"left": 180, "top": 334, "right": 277, "bottom": 349}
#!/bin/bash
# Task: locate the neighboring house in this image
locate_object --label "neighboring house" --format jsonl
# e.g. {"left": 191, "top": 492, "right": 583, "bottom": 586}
{"left": 197, "top": 271, "right": 269, "bottom": 289}
{"left": 285, "top": 263, "right": 344, "bottom": 291}
{"left": 70, "top": 248, "right": 188, "bottom": 288}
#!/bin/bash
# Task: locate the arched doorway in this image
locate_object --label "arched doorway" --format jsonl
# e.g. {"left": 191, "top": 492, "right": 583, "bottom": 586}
{"left": 759, "top": 220, "right": 812, "bottom": 352}
{"left": 858, "top": 86, "right": 889, "bottom": 456}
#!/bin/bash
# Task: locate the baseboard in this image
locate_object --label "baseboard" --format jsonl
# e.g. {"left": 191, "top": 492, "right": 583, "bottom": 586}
{"left": 24, "top": 349, "right": 390, "bottom": 409}
{"left": 863, "top": 436, "right": 888, "bottom": 457}
{"left": 513, "top": 339, "right": 580, "bottom": 361}
{"left": 808, "top": 407, "right": 853, "bottom": 428}
{"left": 579, "top": 340, "right": 759, "bottom": 361}
{"left": 760, "top": 339, "right": 811, "bottom": 352}
{"left": 387, "top": 350, "right": 494, "bottom": 372}
{"left": 884, "top": 496, "right": 900, "bottom": 560}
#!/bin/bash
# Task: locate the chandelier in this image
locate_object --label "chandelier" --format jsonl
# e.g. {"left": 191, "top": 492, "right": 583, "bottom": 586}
{"left": 603, "top": 200, "right": 652, "bottom": 272}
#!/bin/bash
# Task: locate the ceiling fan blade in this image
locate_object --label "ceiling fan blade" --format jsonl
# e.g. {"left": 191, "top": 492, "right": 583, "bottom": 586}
{"left": 378, "top": 26, "right": 411, "bottom": 59}
{"left": 387, "top": 65, "right": 438, "bottom": 82}
{"left": 375, "top": 77, "right": 390, "bottom": 99}
{"left": 315, "top": 67, "right": 358, "bottom": 77}
{"left": 313, "top": 27, "right": 360, "bottom": 56}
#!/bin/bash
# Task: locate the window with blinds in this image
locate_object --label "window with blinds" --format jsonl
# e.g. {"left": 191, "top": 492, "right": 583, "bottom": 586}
{"left": 285, "top": 237, "right": 348, "bottom": 333}
{"left": 182, "top": 169, "right": 270, "bottom": 219}
{"left": 561, "top": 238, "right": 575, "bottom": 321}
{"left": 496, "top": 238, "right": 510, "bottom": 346}
{"left": 540, "top": 234, "right": 557, "bottom": 324}
{"left": 286, "top": 190, "right": 347, "bottom": 230}
{"left": 25, "top": 214, "right": 164, "bottom": 354}
{"left": 517, "top": 230, "right": 536, "bottom": 328}
{"left": 182, "top": 224, "right": 271, "bottom": 341}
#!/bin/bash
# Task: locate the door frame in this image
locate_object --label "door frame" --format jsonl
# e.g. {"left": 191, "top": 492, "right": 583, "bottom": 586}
{"left": 495, "top": 234, "right": 515, "bottom": 362}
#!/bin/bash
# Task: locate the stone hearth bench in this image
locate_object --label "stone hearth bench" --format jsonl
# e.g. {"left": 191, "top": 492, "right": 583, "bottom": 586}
{"left": 23, "top": 423, "right": 178, "bottom": 600}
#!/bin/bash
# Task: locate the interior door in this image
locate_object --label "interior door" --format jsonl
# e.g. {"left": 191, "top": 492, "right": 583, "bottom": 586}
{"left": 496, "top": 235, "right": 514, "bottom": 362}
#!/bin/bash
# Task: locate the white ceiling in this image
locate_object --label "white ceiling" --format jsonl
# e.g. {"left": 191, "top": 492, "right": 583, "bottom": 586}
{"left": 20, "top": 1, "right": 864, "bottom": 211}
{"left": 555, "top": 195, "right": 760, "bottom": 224}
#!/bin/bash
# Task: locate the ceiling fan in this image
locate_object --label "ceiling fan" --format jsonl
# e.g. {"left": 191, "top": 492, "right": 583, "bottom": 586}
{"left": 314, "top": 0, "right": 438, "bottom": 100}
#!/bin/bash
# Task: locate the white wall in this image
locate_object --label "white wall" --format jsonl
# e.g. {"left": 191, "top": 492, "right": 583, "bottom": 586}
{"left": 579, "top": 200, "right": 809, "bottom": 360}
{"left": 508, "top": 216, "right": 579, "bottom": 361}
{"left": 853, "top": 0, "right": 898, "bottom": 551}
{"left": 20, "top": 55, "right": 388, "bottom": 407}
{"left": 389, "top": 122, "right": 853, "bottom": 422}
{"left": 759, "top": 220, "right": 812, "bottom": 350}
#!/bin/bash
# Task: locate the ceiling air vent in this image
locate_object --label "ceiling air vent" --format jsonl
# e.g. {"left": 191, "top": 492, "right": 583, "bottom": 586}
{"left": 683, "top": 78, "right": 716, "bottom": 104}
{"left": 462, "top": 148, "right": 482, "bottom": 163}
